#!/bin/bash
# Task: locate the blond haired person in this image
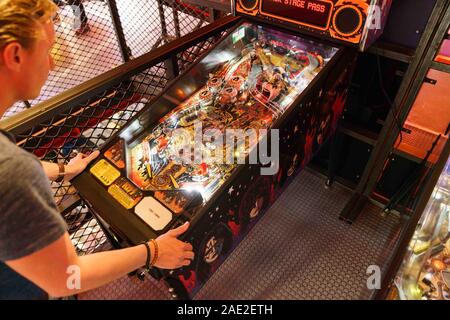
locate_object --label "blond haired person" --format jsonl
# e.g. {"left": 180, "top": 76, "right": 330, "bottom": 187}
{"left": 0, "top": 0, "right": 193, "bottom": 300}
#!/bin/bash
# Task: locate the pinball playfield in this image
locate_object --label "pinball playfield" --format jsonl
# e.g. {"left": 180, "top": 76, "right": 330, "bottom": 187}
{"left": 98, "top": 23, "right": 338, "bottom": 223}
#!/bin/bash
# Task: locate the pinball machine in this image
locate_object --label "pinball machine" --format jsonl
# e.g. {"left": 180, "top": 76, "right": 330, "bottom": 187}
{"left": 391, "top": 156, "right": 450, "bottom": 300}
{"left": 72, "top": 0, "right": 393, "bottom": 298}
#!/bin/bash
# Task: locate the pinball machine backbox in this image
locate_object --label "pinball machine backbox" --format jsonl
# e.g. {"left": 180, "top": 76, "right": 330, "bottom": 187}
{"left": 235, "top": 0, "right": 393, "bottom": 51}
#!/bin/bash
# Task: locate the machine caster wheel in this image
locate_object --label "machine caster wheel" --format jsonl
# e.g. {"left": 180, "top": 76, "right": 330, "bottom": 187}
{"left": 339, "top": 216, "right": 353, "bottom": 225}
{"left": 381, "top": 208, "right": 390, "bottom": 218}
{"left": 165, "top": 277, "right": 190, "bottom": 300}
{"left": 137, "top": 271, "right": 146, "bottom": 281}
{"left": 168, "top": 288, "right": 178, "bottom": 300}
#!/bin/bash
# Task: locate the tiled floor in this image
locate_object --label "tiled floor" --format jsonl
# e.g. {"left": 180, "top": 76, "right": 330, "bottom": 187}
{"left": 79, "top": 168, "right": 404, "bottom": 300}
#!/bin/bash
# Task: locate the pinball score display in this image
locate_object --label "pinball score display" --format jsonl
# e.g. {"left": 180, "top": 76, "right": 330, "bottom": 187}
{"left": 261, "top": 0, "right": 333, "bottom": 30}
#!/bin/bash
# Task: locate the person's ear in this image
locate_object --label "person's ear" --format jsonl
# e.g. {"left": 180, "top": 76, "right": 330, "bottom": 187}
{"left": 1, "top": 42, "right": 24, "bottom": 72}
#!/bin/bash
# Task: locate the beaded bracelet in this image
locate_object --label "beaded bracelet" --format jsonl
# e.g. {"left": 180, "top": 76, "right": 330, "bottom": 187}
{"left": 149, "top": 239, "right": 159, "bottom": 267}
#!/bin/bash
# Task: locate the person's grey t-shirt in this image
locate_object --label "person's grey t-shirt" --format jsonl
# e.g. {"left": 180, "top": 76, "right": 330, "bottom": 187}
{"left": 0, "top": 131, "right": 67, "bottom": 299}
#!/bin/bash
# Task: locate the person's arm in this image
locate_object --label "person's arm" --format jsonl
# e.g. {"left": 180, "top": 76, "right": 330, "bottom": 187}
{"left": 6, "top": 222, "right": 194, "bottom": 297}
{"left": 40, "top": 161, "right": 62, "bottom": 181}
{"left": 41, "top": 151, "right": 100, "bottom": 182}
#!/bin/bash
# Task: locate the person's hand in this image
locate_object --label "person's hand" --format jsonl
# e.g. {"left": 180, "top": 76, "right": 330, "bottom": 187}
{"left": 153, "top": 222, "right": 194, "bottom": 269}
{"left": 65, "top": 150, "right": 100, "bottom": 181}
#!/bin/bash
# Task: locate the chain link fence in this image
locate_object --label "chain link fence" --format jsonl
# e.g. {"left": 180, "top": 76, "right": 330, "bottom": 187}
{"left": 15, "top": 68, "right": 165, "bottom": 253}
{"left": 116, "top": 0, "right": 211, "bottom": 58}
{"left": 2, "top": 0, "right": 213, "bottom": 120}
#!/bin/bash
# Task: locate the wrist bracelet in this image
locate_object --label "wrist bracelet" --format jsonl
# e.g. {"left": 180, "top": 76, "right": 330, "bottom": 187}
{"left": 149, "top": 239, "right": 158, "bottom": 267}
{"left": 141, "top": 242, "right": 151, "bottom": 272}
{"left": 55, "top": 162, "right": 65, "bottom": 183}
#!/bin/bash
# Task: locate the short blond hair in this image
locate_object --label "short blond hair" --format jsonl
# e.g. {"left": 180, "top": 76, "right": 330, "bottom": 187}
{"left": 0, "top": 0, "right": 58, "bottom": 50}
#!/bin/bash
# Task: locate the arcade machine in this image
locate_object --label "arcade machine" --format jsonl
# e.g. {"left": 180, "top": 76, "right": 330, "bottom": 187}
{"left": 391, "top": 156, "right": 450, "bottom": 300}
{"left": 72, "top": 0, "right": 393, "bottom": 298}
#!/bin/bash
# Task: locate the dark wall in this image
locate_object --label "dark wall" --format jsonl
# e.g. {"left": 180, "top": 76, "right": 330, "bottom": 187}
{"left": 381, "top": 0, "right": 438, "bottom": 49}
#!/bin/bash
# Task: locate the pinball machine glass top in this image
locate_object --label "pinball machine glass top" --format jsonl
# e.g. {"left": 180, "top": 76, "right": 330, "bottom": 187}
{"left": 117, "top": 22, "right": 338, "bottom": 202}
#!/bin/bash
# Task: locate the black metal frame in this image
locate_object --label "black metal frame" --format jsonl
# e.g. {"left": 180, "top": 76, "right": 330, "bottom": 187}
{"left": 367, "top": 41, "right": 415, "bottom": 64}
{"left": 370, "top": 3, "right": 450, "bottom": 298}
{"left": 431, "top": 60, "right": 450, "bottom": 74}
{"left": 107, "top": 0, "right": 132, "bottom": 62}
{"left": 339, "top": 0, "right": 450, "bottom": 223}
